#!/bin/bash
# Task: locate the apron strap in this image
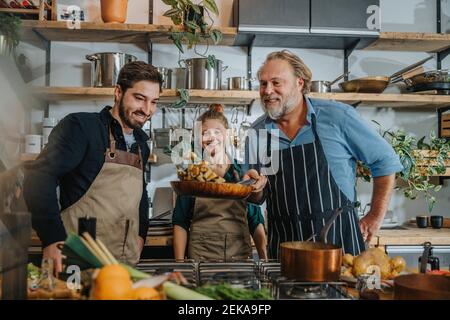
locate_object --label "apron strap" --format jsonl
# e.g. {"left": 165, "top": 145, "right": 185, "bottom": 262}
{"left": 107, "top": 126, "right": 143, "bottom": 166}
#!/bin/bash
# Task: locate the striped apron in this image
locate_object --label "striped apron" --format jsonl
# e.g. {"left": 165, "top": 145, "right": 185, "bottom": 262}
{"left": 265, "top": 115, "right": 365, "bottom": 259}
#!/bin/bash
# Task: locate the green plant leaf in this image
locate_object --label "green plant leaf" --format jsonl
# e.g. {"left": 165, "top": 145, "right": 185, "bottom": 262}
{"left": 434, "top": 185, "right": 442, "bottom": 192}
{"left": 191, "top": 4, "right": 202, "bottom": 14}
{"left": 203, "top": 0, "right": 219, "bottom": 16}
{"left": 417, "top": 136, "right": 430, "bottom": 150}
{"left": 209, "top": 29, "right": 223, "bottom": 44}
{"left": 179, "top": 88, "right": 190, "bottom": 102}
{"left": 161, "top": 0, "right": 178, "bottom": 6}
{"left": 184, "top": 20, "right": 200, "bottom": 31}
{"left": 170, "top": 32, "right": 185, "bottom": 53}
{"left": 206, "top": 54, "right": 217, "bottom": 69}
{"left": 163, "top": 8, "right": 182, "bottom": 17}
{"left": 427, "top": 196, "right": 436, "bottom": 213}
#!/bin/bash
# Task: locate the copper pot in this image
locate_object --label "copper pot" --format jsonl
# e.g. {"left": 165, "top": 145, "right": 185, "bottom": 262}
{"left": 394, "top": 274, "right": 450, "bottom": 300}
{"left": 280, "top": 208, "right": 343, "bottom": 282}
{"left": 101, "top": 0, "right": 128, "bottom": 23}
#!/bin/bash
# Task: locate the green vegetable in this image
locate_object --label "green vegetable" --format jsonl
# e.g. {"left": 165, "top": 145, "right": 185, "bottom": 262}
{"left": 27, "top": 263, "right": 41, "bottom": 279}
{"left": 195, "top": 284, "right": 273, "bottom": 300}
{"left": 163, "top": 281, "right": 213, "bottom": 300}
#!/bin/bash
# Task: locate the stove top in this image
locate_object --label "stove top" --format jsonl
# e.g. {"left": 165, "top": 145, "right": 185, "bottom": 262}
{"left": 136, "top": 259, "right": 352, "bottom": 299}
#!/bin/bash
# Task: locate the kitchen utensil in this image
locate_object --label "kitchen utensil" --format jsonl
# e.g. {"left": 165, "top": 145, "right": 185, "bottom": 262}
{"left": 310, "top": 72, "right": 349, "bottom": 93}
{"left": 280, "top": 208, "right": 343, "bottom": 282}
{"left": 153, "top": 128, "right": 171, "bottom": 148}
{"left": 170, "top": 181, "right": 253, "bottom": 200}
{"left": 339, "top": 56, "right": 433, "bottom": 93}
{"left": 394, "top": 274, "right": 450, "bottom": 300}
{"left": 227, "top": 76, "right": 254, "bottom": 90}
{"left": 416, "top": 215, "right": 428, "bottom": 228}
{"left": 86, "top": 52, "right": 137, "bottom": 87}
{"left": 171, "top": 67, "right": 187, "bottom": 89}
{"left": 157, "top": 67, "right": 173, "bottom": 89}
{"left": 237, "top": 178, "right": 256, "bottom": 186}
{"left": 430, "top": 215, "right": 443, "bottom": 229}
{"left": 339, "top": 76, "right": 391, "bottom": 93}
{"left": 183, "top": 58, "right": 228, "bottom": 90}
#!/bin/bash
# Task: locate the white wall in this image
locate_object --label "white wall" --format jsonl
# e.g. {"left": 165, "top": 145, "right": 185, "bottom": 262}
{"left": 1, "top": 0, "right": 449, "bottom": 221}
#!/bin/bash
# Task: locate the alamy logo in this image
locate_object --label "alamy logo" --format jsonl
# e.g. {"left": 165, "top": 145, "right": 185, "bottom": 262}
{"left": 366, "top": 5, "right": 380, "bottom": 31}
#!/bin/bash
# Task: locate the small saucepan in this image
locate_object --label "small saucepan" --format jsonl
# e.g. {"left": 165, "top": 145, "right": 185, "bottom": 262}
{"left": 227, "top": 76, "right": 255, "bottom": 90}
{"left": 280, "top": 208, "right": 343, "bottom": 282}
{"left": 311, "top": 73, "right": 349, "bottom": 93}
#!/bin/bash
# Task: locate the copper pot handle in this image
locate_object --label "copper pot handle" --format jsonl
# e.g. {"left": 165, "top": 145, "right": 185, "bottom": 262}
{"left": 319, "top": 207, "right": 343, "bottom": 244}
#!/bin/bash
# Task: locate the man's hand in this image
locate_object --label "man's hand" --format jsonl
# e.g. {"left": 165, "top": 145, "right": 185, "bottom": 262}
{"left": 243, "top": 169, "right": 267, "bottom": 193}
{"left": 42, "top": 241, "right": 65, "bottom": 274}
{"left": 359, "top": 211, "right": 383, "bottom": 243}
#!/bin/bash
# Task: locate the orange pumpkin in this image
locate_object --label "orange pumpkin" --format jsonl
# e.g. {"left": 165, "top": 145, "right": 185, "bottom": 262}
{"left": 132, "top": 287, "right": 161, "bottom": 300}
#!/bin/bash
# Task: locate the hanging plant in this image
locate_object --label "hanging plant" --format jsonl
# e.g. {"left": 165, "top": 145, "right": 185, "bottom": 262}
{"left": 162, "top": 0, "right": 222, "bottom": 58}
{"left": 357, "top": 121, "right": 450, "bottom": 213}
{"left": 0, "top": 13, "right": 22, "bottom": 55}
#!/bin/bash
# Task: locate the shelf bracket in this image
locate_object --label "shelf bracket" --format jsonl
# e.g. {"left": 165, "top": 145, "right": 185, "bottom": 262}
{"left": 344, "top": 39, "right": 360, "bottom": 81}
{"left": 147, "top": 35, "right": 153, "bottom": 65}
{"left": 148, "top": 0, "right": 153, "bottom": 25}
{"left": 247, "top": 35, "right": 256, "bottom": 90}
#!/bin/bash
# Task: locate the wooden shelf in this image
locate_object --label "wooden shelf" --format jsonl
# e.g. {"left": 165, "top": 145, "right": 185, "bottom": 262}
{"left": 21, "top": 20, "right": 237, "bottom": 45}
{"left": 32, "top": 87, "right": 259, "bottom": 105}
{"left": 32, "top": 86, "right": 450, "bottom": 108}
{"left": 364, "top": 32, "right": 450, "bottom": 53}
{"left": 308, "top": 92, "right": 450, "bottom": 108}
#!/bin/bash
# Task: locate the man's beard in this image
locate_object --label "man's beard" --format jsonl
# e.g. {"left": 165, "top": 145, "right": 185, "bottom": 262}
{"left": 118, "top": 97, "right": 144, "bottom": 130}
{"left": 262, "top": 94, "right": 298, "bottom": 120}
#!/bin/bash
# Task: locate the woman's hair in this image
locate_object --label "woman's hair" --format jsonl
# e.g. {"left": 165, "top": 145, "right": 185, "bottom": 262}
{"left": 197, "top": 104, "right": 229, "bottom": 129}
{"left": 258, "top": 49, "right": 313, "bottom": 94}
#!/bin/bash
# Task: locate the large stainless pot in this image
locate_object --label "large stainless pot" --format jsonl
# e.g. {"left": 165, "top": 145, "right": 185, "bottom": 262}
{"left": 156, "top": 67, "right": 173, "bottom": 89}
{"left": 86, "top": 52, "right": 137, "bottom": 87}
{"left": 183, "top": 58, "right": 227, "bottom": 90}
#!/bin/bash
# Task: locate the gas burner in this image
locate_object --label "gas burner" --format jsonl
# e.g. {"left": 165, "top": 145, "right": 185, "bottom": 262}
{"left": 285, "top": 284, "right": 329, "bottom": 299}
{"left": 209, "top": 272, "right": 257, "bottom": 288}
{"left": 274, "top": 280, "right": 351, "bottom": 300}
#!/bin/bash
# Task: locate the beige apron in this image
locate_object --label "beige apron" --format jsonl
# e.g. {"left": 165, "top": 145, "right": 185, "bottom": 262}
{"left": 188, "top": 196, "right": 252, "bottom": 261}
{"left": 61, "top": 130, "right": 143, "bottom": 266}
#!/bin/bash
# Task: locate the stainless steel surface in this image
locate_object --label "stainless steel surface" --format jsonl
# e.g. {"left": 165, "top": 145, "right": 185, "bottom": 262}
{"left": 404, "top": 69, "right": 450, "bottom": 87}
{"left": 135, "top": 259, "right": 351, "bottom": 299}
{"left": 171, "top": 67, "right": 187, "bottom": 89}
{"left": 153, "top": 128, "right": 171, "bottom": 148}
{"left": 86, "top": 52, "right": 137, "bottom": 87}
{"left": 311, "top": 73, "right": 348, "bottom": 93}
{"left": 184, "top": 58, "right": 225, "bottom": 90}
{"left": 227, "top": 76, "right": 251, "bottom": 90}
{"left": 156, "top": 67, "right": 173, "bottom": 89}
{"left": 0, "top": 35, "right": 13, "bottom": 56}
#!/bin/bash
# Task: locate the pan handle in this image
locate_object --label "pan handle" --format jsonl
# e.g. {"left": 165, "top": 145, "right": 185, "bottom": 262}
{"left": 389, "top": 56, "right": 433, "bottom": 80}
{"left": 320, "top": 207, "right": 343, "bottom": 244}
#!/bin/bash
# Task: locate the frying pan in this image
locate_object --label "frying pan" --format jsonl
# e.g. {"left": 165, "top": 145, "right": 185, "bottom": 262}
{"left": 280, "top": 208, "right": 343, "bottom": 282}
{"left": 339, "top": 56, "right": 433, "bottom": 94}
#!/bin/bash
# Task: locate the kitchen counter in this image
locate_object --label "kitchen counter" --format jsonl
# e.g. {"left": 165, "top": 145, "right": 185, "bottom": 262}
{"left": 371, "top": 225, "right": 450, "bottom": 247}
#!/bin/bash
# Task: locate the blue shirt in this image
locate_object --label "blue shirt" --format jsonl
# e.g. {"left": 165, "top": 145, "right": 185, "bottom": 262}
{"left": 243, "top": 98, "right": 403, "bottom": 201}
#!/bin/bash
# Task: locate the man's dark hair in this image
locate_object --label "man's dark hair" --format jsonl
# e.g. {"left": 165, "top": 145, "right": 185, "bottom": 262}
{"left": 117, "top": 61, "right": 163, "bottom": 93}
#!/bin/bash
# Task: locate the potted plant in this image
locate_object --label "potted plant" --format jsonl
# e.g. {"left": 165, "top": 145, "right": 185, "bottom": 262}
{"left": 357, "top": 122, "right": 450, "bottom": 214}
{"left": 162, "top": 0, "right": 223, "bottom": 57}
{"left": 0, "top": 13, "right": 22, "bottom": 56}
